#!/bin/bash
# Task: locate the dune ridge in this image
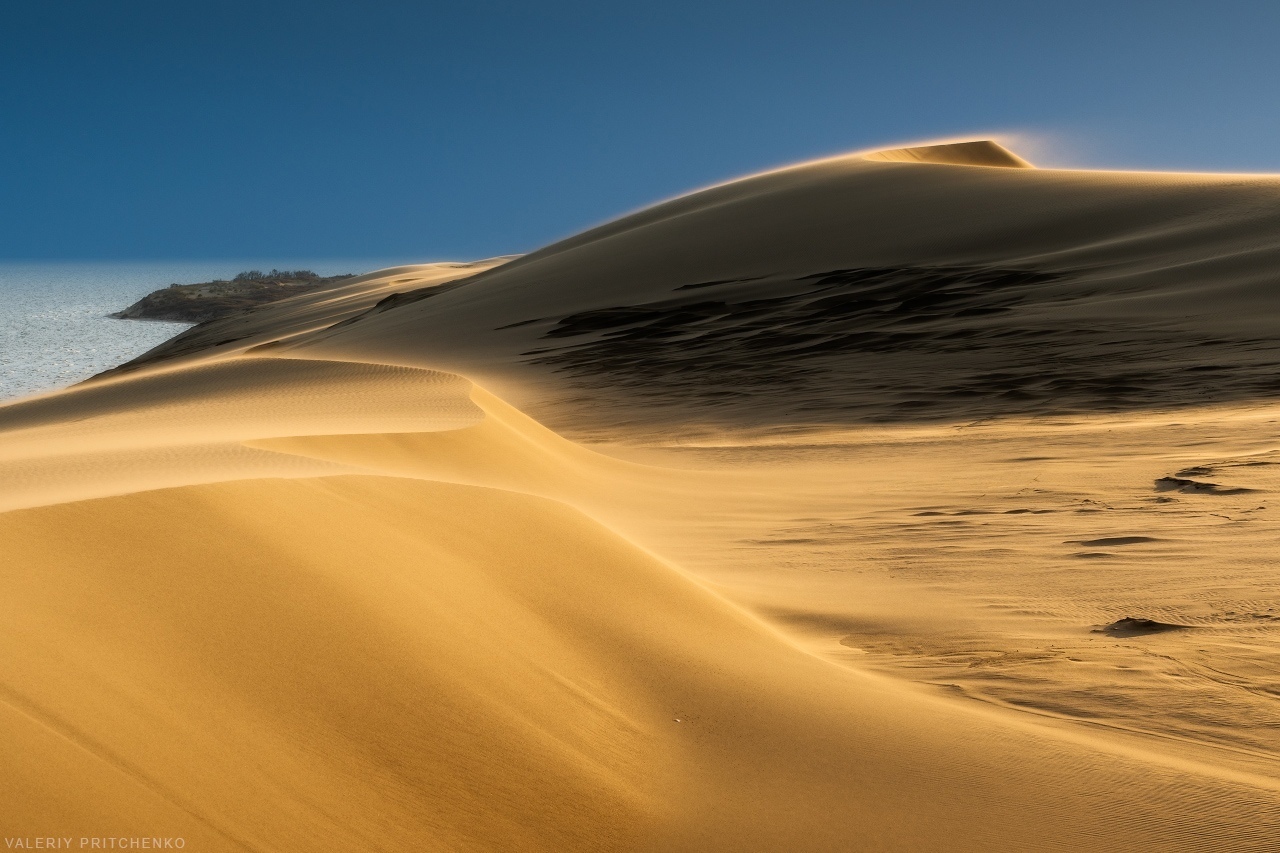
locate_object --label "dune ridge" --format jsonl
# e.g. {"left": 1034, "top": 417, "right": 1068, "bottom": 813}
{"left": 94, "top": 139, "right": 1280, "bottom": 436}
{"left": 861, "top": 139, "right": 1034, "bottom": 167}
{"left": 7, "top": 141, "right": 1280, "bottom": 849}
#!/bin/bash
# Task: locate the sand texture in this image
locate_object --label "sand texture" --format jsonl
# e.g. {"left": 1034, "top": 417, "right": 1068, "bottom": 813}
{"left": 5, "top": 141, "right": 1280, "bottom": 849}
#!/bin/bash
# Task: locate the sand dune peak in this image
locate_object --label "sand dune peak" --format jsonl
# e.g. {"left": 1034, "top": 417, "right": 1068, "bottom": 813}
{"left": 861, "top": 138, "right": 1034, "bottom": 168}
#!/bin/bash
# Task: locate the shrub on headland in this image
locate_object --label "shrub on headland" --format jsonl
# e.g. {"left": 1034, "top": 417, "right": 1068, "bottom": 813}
{"left": 233, "top": 269, "right": 320, "bottom": 282}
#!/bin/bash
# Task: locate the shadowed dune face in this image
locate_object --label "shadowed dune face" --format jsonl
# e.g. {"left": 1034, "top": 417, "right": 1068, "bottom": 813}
{"left": 512, "top": 260, "right": 1280, "bottom": 429}
{"left": 518, "top": 265, "right": 1070, "bottom": 424}
{"left": 510, "top": 262, "right": 1280, "bottom": 428}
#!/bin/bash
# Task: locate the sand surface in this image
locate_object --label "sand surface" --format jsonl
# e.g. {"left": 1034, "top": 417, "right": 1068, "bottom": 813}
{"left": 5, "top": 141, "right": 1280, "bottom": 849}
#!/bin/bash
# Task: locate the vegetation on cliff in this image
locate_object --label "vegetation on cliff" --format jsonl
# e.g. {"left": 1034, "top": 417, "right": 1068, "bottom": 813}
{"left": 113, "top": 269, "right": 356, "bottom": 323}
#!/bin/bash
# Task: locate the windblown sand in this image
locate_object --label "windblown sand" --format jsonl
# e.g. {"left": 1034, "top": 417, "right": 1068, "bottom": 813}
{"left": 5, "top": 141, "right": 1280, "bottom": 850}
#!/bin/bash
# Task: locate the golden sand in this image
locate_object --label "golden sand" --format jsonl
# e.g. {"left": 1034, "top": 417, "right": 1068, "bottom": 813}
{"left": 5, "top": 142, "right": 1280, "bottom": 849}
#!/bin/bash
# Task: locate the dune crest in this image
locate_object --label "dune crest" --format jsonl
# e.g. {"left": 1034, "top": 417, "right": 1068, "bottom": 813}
{"left": 861, "top": 138, "right": 1034, "bottom": 167}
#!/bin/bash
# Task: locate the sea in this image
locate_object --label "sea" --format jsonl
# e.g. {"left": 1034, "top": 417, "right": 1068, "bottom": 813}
{"left": 0, "top": 260, "right": 406, "bottom": 402}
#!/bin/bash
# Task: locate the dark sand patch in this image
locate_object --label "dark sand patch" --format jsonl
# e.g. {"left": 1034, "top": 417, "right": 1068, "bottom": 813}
{"left": 1155, "top": 476, "right": 1255, "bottom": 495}
{"left": 1068, "top": 536, "right": 1161, "bottom": 547}
{"left": 1094, "top": 617, "right": 1191, "bottom": 638}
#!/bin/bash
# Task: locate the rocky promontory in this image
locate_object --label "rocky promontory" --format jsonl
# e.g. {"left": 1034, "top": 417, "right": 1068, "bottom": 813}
{"left": 112, "top": 269, "right": 356, "bottom": 323}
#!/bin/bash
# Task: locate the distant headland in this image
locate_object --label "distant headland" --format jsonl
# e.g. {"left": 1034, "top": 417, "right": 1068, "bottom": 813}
{"left": 112, "top": 269, "right": 356, "bottom": 323}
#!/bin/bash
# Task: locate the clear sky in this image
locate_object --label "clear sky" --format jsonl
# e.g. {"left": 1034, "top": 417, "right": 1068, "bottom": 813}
{"left": 3, "top": 1, "right": 1279, "bottom": 260}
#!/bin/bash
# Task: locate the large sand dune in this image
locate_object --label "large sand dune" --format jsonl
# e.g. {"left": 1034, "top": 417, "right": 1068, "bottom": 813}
{"left": 6, "top": 141, "right": 1280, "bottom": 849}
{"left": 281, "top": 141, "right": 1280, "bottom": 435}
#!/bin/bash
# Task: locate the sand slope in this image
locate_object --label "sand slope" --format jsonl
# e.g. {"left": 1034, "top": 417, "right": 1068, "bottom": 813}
{"left": 252, "top": 142, "right": 1280, "bottom": 435}
{"left": 3, "top": 362, "right": 1280, "bottom": 849}
{"left": 0, "top": 357, "right": 480, "bottom": 512}
{"left": 7, "top": 141, "right": 1280, "bottom": 849}
{"left": 6, "top": 444, "right": 1280, "bottom": 850}
{"left": 98, "top": 259, "right": 509, "bottom": 381}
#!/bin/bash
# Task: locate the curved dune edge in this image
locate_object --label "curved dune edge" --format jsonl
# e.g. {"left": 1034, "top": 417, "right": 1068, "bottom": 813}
{"left": 0, "top": 357, "right": 482, "bottom": 512}
{"left": 2, "top": 356, "right": 1280, "bottom": 849}
{"left": 860, "top": 139, "right": 1034, "bottom": 168}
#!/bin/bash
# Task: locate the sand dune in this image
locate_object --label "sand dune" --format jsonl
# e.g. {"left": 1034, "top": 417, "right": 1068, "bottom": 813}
{"left": 7, "top": 387, "right": 1280, "bottom": 850}
{"left": 7, "top": 141, "right": 1280, "bottom": 849}
{"left": 256, "top": 141, "right": 1280, "bottom": 435}
{"left": 98, "top": 259, "right": 509, "bottom": 382}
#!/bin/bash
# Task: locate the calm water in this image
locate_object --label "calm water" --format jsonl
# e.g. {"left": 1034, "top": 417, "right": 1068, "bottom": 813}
{"left": 0, "top": 260, "right": 403, "bottom": 402}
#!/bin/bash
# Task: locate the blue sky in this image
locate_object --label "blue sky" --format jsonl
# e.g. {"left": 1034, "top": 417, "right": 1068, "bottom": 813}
{"left": 3, "top": 1, "right": 1279, "bottom": 260}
